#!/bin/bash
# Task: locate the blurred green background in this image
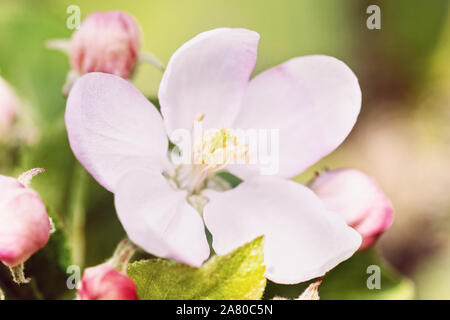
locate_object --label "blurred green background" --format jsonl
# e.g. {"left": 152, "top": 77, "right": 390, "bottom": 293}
{"left": 0, "top": 0, "right": 449, "bottom": 299}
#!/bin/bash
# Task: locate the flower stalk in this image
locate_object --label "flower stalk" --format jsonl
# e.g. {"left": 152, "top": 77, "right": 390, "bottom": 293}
{"left": 139, "top": 52, "right": 165, "bottom": 71}
{"left": 69, "top": 163, "right": 89, "bottom": 268}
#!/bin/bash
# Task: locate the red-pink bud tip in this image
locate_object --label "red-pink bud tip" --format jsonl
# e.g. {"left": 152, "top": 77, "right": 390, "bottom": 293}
{"left": 78, "top": 263, "right": 138, "bottom": 300}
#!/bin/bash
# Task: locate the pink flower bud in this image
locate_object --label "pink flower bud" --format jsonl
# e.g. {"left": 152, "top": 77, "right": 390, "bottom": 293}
{"left": 69, "top": 11, "right": 141, "bottom": 78}
{"left": 0, "top": 175, "right": 50, "bottom": 267}
{"left": 78, "top": 263, "right": 138, "bottom": 300}
{"left": 0, "top": 77, "right": 18, "bottom": 136}
{"left": 310, "top": 169, "right": 393, "bottom": 250}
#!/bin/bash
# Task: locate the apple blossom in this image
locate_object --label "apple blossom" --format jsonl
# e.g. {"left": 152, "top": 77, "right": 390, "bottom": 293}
{"left": 65, "top": 28, "right": 363, "bottom": 284}
{"left": 78, "top": 263, "right": 138, "bottom": 300}
{"left": 0, "top": 76, "right": 18, "bottom": 138}
{"left": 0, "top": 169, "right": 50, "bottom": 268}
{"left": 309, "top": 169, "right": 394, "bottom": 249}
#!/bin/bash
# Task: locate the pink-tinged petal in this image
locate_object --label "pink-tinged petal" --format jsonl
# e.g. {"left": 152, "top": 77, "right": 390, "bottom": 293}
{"left": 159, "top": 28, "right": 259, "bottom": 134}
{"left": 114, "top": 169, "right": 210, "bottom": 267}
{"left": 232, "top": 55, "right": 361, "bottom": 178}
{"left": 0, "top": 175, "right": 50, "bottom": 267}
{"left": 310, "top": 169, "right": 394, "bottom": 249}
{"left": 65, "top": 72, "right": 168, "bottom": 192}
{"left": 78, "top": 263, "right": 138, "bottom": 300}
{"left": 203, "top": 176, "right": 361, "bottom": 284}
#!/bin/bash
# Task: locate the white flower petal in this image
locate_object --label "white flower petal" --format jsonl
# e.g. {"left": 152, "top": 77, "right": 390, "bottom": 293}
{"left": 114, "top": 169, "right": 210, "bottom": 267}
{"left": 204, "top": 176, "right": 361, "bottom": 284}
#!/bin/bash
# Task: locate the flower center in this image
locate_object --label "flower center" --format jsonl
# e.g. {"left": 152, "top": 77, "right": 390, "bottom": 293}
{"left": 171, "top": 113, "right": 249, "bottom": 194}
{"left": 192, "top": 113, "right": 249, "bottom": 171}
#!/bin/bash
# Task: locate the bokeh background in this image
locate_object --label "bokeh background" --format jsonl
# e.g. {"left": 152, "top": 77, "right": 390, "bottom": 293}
{"left": 0, "top": 0, "right": 449, "bottom": 299}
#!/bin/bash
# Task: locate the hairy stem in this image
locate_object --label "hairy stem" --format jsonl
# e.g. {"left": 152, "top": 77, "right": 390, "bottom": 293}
{"left": 9, "top": 263, "right": 30, "bottom": 284}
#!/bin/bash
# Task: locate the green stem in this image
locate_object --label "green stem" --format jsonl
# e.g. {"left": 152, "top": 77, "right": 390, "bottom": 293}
{"left": 69, "top": 163, "right": 88, "bottom": 269}
{"left": 30, "top": 279, "right": 44, "bottom": 300}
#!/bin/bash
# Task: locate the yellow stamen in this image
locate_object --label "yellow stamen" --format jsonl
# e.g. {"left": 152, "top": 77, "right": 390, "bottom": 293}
{"left": 193, "top": 115, "right": 249, "bottom": 172}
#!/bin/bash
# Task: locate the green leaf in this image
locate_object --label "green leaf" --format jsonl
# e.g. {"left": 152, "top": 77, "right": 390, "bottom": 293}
{"left": 127, "top": 236, "right": 266, "bottom": 300}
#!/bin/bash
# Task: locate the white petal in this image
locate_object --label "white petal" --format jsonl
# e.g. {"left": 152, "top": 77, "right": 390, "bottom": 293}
{"left": 66, "top": 73, "right": 168, "bottom": 192}
{"left": 159, "top": 28, "right": 259, "bottom": 134}
{"left": 232, "top": 55, "right": 361, "bottom": 178}
{"left": 114, "top": 169, "right": 210, "bottom": 267}
{"left": 203, "top": 176, "right": 361, "bottom": 284}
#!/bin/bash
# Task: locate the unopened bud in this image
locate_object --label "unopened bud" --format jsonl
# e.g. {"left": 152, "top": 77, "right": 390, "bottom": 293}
{"left": 69, "top": 11, "right": 141, "bottom": 78}
{"left": 310, "top": 169, "right": 393, "bottom": 250}
{"left": 78, "top": 263, "right": 138, "bottom": 300}
{"left": 0, "top": 173, "right": 50, "bottom": 267}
